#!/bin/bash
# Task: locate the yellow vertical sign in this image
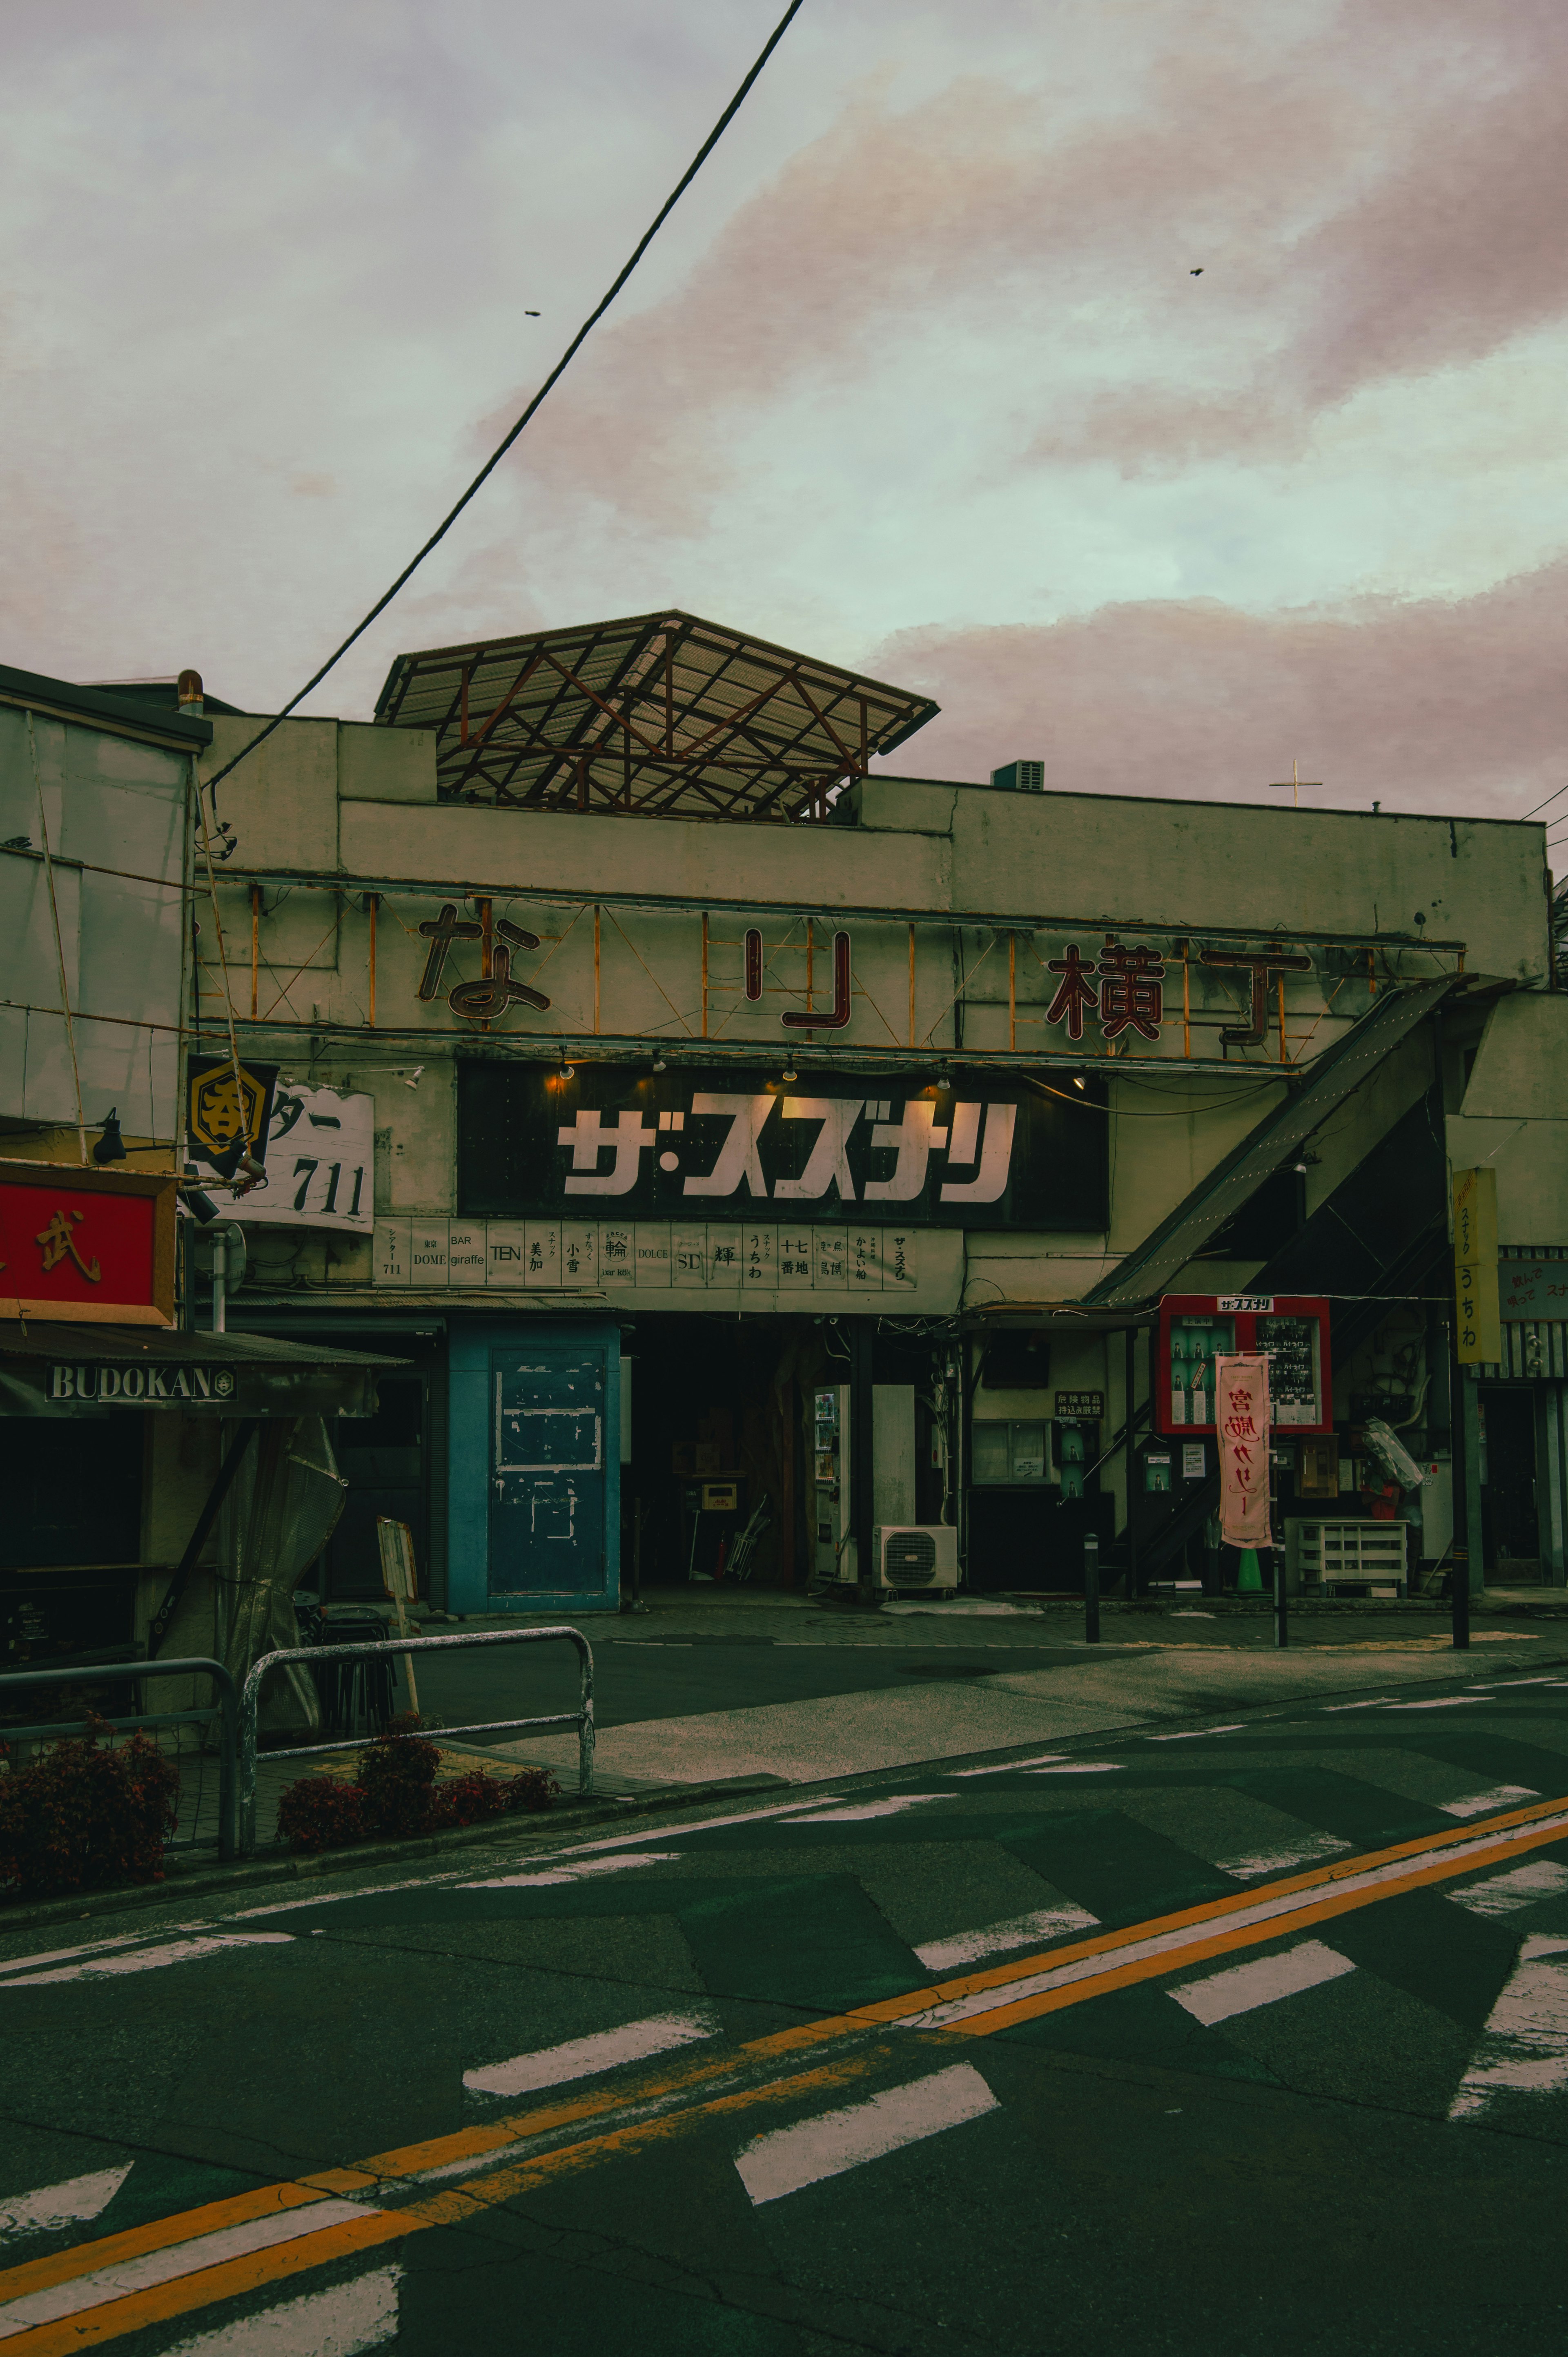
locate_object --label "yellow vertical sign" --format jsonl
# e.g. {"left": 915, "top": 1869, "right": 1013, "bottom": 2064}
{"left": 1453, "top": 1166, "right": 1501, "bottom": 1365}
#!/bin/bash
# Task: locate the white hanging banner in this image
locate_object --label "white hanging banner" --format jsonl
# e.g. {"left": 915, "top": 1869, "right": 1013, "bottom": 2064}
{"left": 1215, "top": 1354, "right": 1271, "bottom": 1550}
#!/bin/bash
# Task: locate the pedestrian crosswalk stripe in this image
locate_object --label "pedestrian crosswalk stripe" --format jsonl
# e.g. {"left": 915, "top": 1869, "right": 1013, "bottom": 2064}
{"left": 1439, "top": 1785, "right": 1540, "bottom": 1820}
{"left": 1447, "top": 1860, "right": 1568, "bottom": 1917}
{"left": 0, "top": 2174, "right": 131, "bottom": 2247}
{"left": 735, "top": 2065, "right": 998, "bottom": 2206}
{"left": 1448, "top": 1936, "right": 1568, "bottom": 2121}
{"left": 1169, "top": 1940, "right": 1356, "bottom": 2026}
{"left": 914, "top": 1906, "right": 1099, "bottom": 1972}
{"left": 464, "top": 2011, "right": 721, "bottom": 2099}
{"left": 157, "top": 2266, "right": 401, "bottom": 2356}
{"left": 1216, "top": 1835, "right": 1351, "bottom": 1882}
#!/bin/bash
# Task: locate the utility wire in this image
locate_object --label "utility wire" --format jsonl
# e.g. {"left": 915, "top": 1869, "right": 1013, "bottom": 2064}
{"left": 1523, "top": 780, "right": 1568, "bottom": 821}
{"left": 204, "top": 0, "right": 805, "bottom": 805}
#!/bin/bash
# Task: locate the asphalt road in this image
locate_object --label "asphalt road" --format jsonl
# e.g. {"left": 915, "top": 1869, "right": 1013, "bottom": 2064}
{"left": 4, "top": 1670, "right": 1568, "bottom": 2354}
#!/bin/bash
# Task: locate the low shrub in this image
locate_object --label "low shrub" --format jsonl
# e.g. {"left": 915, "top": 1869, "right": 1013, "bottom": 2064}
{"left": 273, "top": 1718, "right": 559, "bottom": 1852}
{"left": 0, "top": 1724, "right": 181, "bottom": 1898}
{"left": 274, "top": 1776, "right": 368, "bottom": 1854}
{"left": 358, "top": 1715, "right": 441, "bottom": 1837}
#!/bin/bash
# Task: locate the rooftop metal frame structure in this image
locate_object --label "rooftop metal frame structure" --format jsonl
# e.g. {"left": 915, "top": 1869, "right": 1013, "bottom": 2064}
{"left": 374, "top": 609, "right": 939, "bottom": 822}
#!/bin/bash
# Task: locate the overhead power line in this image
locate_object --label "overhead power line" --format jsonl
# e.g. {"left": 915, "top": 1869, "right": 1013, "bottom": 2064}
{"left": 204, "top": 0, "right": 805, "bottom": 804}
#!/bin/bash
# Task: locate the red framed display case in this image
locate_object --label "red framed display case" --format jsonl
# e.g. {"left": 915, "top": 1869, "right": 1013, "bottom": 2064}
{"left": 1157, "top": 1293, "right": 1333, "bottom": 1437}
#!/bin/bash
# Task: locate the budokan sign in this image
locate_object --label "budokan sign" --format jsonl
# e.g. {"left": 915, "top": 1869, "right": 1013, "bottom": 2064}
{"left": 47, "top": 1362, "right": 238, "bottom": 1405}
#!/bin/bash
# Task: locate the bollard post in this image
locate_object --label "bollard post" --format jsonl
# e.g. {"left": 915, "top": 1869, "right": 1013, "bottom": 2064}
{"left": 1083, "top": 1529, "right": 1100, "bottom": 1645}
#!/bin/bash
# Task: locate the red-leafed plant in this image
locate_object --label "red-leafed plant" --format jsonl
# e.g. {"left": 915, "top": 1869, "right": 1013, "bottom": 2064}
{"left": 0, "top": 1722, "right": 181, "bottom": 1898}
{"left": 274, "top": 1717, "right": 558, "bottom": 1852}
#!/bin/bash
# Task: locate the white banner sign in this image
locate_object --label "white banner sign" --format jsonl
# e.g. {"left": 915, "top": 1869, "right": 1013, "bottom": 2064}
{"left": 238, "top": 1087, "right": 375, "bottom": 1233}
{"left": 1216, "top": 1353, "right": 1271, "bottom": 1550}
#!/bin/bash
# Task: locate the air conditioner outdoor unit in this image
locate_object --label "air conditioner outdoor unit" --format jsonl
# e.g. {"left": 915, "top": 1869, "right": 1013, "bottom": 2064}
{"left": 873, "top": 1524, "right": 960, "bottom": 1592}
{"left": 991, "top": 759, "right": 1045, "bottom": 792}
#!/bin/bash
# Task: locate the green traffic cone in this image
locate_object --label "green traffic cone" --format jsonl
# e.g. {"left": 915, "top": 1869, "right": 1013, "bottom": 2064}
{"left": 1236, "top": 1548, "right": 1264, "bottom": 1592}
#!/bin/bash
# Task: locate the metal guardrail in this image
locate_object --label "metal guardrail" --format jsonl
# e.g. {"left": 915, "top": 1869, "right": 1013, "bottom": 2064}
{"left": 238, "top": 1623, "right": 595, "bottom": 1855}
{"left": 0, "top": 1657, "right": 239, "bottom": 1861}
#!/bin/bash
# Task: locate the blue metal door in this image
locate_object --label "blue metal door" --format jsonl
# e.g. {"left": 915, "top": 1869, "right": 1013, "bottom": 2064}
{"left": 448, "top": 1320, "right": 619, "bottom": 1615}
{"left": 490, "top": 1348, "right": 605, "bottom": 1597}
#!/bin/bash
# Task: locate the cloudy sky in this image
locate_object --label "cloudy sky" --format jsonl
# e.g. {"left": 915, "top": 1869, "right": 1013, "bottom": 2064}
{"left": 4, "top": 0, "right": 1566, "bottom": 830}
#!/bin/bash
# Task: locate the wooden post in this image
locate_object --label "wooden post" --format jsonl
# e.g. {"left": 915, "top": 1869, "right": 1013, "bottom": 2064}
{"left": 1008, "top": 930, "right": 1016, "bottom": 1052}
{"left": 367, "top": 892, "right": 378, "bottom": 1029}
{"left": 908, "top": 924, "right": 916, "bottom": 1047}
{"left": 593, "top": 903, "right": 601, "bottom": 1034}
{"left": 701, "top": 912, "right": 709, "bottom": 1038}
{"left": 249, "top": 885, "right": 261, "bottom": 1019}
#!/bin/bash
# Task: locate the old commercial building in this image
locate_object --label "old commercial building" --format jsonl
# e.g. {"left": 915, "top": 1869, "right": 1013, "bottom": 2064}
{"left": 189, "top": 611, "right": 1568, "bottom": 1612}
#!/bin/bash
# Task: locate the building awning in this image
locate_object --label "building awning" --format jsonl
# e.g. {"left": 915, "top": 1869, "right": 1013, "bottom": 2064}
{"left": 0, "top": 1323, "right": 403, "bottom": 1419}
{"left": 1083, "top": 977, "right": 1466, "bottom": 1313}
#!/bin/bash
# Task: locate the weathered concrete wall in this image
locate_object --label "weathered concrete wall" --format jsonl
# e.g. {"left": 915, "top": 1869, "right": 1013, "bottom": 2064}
{"left": 1448, "top": 993, "right": 1568, "bottom": 1244}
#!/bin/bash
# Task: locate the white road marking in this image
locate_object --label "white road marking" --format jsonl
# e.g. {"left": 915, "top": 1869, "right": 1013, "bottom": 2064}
{"left": 457, "top": 1852, "right": 677, "bottom": 1889}
{"left": 1027, "top": 1763, "right": 1124, "bottom": 1775}
{"left": 547, "top": 1796, "right": 849, "bottom": 1856}
{"left": 953, "top": 1754, "right": 1071, "bottom": 1777}
{"left": 735, "top": 2064, "right": 998, "bottom": 2205}
{"left": 775, "top": 1795, "right": 955, "bottom": 1824}
{"left": 0, "top": 1935, "right": 294, "bottom": 1988}
{"left": 896, "top": 1808, "right": 1568, "bottom": 2031}
{"left": 1169, "top": 1939, "right": 1357, "bottom": 2026}
{"left": 0, "top": 2198, "right": 375, "bottom": 2339}
{"left": 463, "top": 2009, "right": 720, "bottom": 2098}
{"left": 0, "top": 1927, "right": 212, "bottom": 1978}
{"left": 1439, "top": 1784, "right": 1540, "bottom": 1820}
{"left": 160, "top": 2265, "right": 402, "bottom": 2356}
{"left": 0, "top": 2167, "right": 130, "bottom": 2243}
{"left": 1218, "top": 1834, "right": 1352, "bottom": 1881}
{"left": 1448, "top": 1860, "right": 1568, "bottom": 1917}
{"left": 1146, "top": 1726, "right": 1245, "bottom": 1742}
{"left": 1449, "top": 1936, "right": 1568, "bottom": 2121}
{"left": 1383, "top": 1697, "right": 1487, "bottom": 1712}
{"left": 914, "top": 1906, "right": 1099, "bottom": 1972}
{"left": 1320, "top": 1698, "right": 1396, "bottom": 1712}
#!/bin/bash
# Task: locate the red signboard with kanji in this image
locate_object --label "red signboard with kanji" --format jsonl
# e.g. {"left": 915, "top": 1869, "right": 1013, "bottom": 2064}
{"left": 0, "top": 1162, "right": 177, "bottom": 1326}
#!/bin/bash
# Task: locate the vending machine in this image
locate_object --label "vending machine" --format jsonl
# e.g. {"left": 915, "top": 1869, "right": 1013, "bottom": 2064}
{"left": 1157, "top": 1294, "right": 1333, "bottom": 1436}
{"left": 813, "top": 1385, "right": 854, "bottom": 1584}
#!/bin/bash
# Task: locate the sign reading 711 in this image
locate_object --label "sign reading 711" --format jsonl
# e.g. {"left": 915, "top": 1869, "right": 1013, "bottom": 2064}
{"left": 235, "top": 1086, "right": 376, "bottom": 1234}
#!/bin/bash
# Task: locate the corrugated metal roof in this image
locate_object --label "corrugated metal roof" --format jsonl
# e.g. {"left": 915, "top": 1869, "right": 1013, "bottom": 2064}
{"left": 374, "top": 609, "right": 938, "bottom": 822}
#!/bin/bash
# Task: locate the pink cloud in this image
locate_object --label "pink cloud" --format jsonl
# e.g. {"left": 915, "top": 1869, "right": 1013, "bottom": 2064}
{"left": 867, "top": 559, "right": 1568, "bottom": 818}
{"left": 472, "top": 7, "right": 1568, "bottom": 521}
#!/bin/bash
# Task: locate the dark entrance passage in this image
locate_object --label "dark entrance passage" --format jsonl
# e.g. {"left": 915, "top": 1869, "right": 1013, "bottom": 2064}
{"left": 1480, "top": 1387, "right": 1539, "bottom": 1577}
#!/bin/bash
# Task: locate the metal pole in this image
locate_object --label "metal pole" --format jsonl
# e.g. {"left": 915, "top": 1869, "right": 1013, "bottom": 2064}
{"left": 1125, "top": 1326, "right": 1140, "bottom": 1600}
{"left": 1084, "top": 1529, "right": 1100, "bottom": 1644}
{"left": 212, "top": 1227, "right": 227, "bottom": 1334}
{"left": 1272, "top": 1444, "right": 1288, "bottom": 1649}
{"left": 1451, "top": 1325, "right": 1471, "bottom": 1650}
{"left": 850, "top": 1317, "right": 876, "bottom": 1598}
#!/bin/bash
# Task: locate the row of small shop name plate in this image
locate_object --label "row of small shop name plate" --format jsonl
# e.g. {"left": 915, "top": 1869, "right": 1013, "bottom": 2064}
{"left": 374, "top": 1218, "right": 921, "bottom": 1291}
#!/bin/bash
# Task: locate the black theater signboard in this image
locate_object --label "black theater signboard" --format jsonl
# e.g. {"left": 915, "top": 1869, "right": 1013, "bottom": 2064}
{"left": 459, "top": 1064, "right": 1108, "bottom": 1231}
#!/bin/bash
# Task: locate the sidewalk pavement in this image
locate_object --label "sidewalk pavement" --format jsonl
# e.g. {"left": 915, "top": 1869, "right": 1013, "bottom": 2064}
{"left": 459, "top": 1584, "right": 1568, "bottom": 1793}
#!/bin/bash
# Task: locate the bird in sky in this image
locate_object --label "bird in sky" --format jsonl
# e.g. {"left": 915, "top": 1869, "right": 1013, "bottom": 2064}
{"left": 1189, "top": 268, "right": 1203, "bottom": 276}
{"left": 526, "top": 309, "right": 540, "bottom": 316}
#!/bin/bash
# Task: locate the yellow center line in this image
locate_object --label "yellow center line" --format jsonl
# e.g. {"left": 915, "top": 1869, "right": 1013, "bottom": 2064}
{"left": 4, "top": 1790, "right": 1567, "bottom": 2354}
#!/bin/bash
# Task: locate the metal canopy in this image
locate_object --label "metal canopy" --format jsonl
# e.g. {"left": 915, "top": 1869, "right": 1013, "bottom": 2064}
{"left": 374, "top": 610, "right": 939, "bottom": 821}
{"left": 1082, "top": 977, "right": 1463, "bottom": 1311}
